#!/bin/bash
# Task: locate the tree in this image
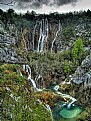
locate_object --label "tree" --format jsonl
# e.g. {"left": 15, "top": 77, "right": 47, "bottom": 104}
{"left": 7, "top": 9, "right": 15, "bottom": 14}
{"left": 86, "top": 9, "right": 91, "bottom": 17}
{"left": 6, "top": 9, "right": 15, "bottom": 24}
{"left": 72, "top": 38, "right": 84, "bottom": 64}
{"left": 0, "top": 9, "right": 3, "bottom": 15}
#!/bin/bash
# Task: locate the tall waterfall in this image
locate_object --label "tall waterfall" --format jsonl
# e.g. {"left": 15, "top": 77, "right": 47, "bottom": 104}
{"left": 31, "top": 19, "right": 62, "bottom": 52}
{"left": 37, "top": 21, "right": 42, "bottom": 52}
{"left": 45, "top": 18, "right": 49, "bottom": 43}
{"left": 23, "top": 65, "right": 42, "bottom": 91}
{"left": 51, "top": 20, "right": 62, "bottom": 52}
{"left": 37, "top": 18, "right": 49, "bottom": 52}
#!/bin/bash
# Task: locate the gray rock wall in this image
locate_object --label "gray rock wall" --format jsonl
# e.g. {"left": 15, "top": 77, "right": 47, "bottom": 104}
{"left": 70, "top": 54, "right": 91, "bottom": 87}
{"left": 0, "top": 34, "right": 25, "bottom": 64}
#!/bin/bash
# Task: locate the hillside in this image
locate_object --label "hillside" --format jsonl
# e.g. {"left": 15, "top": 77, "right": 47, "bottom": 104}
{"left": 0, "top": 9, "right": 91, "bottom": 121}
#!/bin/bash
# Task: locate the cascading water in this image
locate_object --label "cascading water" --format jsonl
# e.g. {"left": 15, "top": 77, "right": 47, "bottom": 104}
{"left": 23, "top": 65, "right": 42, "bottom": 91}
{"left": 51, "top": 20, "right": 62, "bottom": 52}
{"left": 53, "top": 85, "right": 82, "bottom": 120}
{"left": 37, "top": 18, "right": 49, "bottom": 52}
{"left": 37, "top": 21, "right": 42, "bottom": 52}
{"left": 40, "top": 19, "right": 45, "bottom": 52}
{"left": 32, "top": 19, "right": 62, "bottom": 52}
{"left": 21, "top": 65, "right": 82, "bottom": 120}
{"left": 53, "top": 85, "right": 77, "bottom": 109}
{"left": 45, "top": 18, "right": 49, "bottom": 43}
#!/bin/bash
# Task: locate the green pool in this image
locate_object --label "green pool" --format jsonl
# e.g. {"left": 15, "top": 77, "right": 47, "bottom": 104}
{"left": 59, "top": 106, "right": 82, "bottom": 119}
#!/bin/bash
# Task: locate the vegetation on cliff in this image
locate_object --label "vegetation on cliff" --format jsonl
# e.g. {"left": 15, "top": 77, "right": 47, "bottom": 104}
{"left": 0, "top": 64, "right": 52, "bottom": 121}
{"left": 0, "top": 8, "right": 91, "bottom": 121}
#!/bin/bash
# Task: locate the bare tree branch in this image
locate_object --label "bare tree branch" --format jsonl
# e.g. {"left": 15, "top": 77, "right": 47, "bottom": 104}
{"left": 0, "top": 0, "right": 16, "bottom": 6}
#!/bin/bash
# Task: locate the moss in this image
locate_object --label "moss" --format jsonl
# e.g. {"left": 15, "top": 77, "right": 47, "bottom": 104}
{"left": 0, "top": 64, "right": 19, "bottom": 71}
{"left": 77, "top": 109, "right": 91, "bottom": 120}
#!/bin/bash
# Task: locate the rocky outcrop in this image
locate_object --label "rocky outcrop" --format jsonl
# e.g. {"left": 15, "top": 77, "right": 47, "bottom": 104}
{"left": 70, "top": 54, "right": 91, "bottom": 87}
{"left": 0, "top": 34, "right": 25, "bottom": 64}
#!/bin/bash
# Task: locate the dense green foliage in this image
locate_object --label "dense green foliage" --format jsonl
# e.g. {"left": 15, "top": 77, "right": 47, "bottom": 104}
{"left": 72, "top": 38, "right": 84, "bottom": 64}
{"left": 0, "top": 8, "right": 91, "bottom": 35}
{"left": 0, "top": 8, "right": 91, "bottom": 121}
{"left": 0, "top": 64, "right": 52, "bottom": 121}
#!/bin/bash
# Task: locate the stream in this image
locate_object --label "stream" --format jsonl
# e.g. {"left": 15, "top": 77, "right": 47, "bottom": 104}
{"left": 22, "top": 64, "right": 82, "bottom": 120}
{"left": 53, "top": 85, "right": 77, "bottom": 109}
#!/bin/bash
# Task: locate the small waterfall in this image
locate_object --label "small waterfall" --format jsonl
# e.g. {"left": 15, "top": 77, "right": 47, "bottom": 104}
{"left": 23, "top": 65, "right": 42, "bottom": 91}
{"left": 37, "top": 18, "right": 49, "bottom": 52}
{"left": 40, "top": 34, "right": 46, "bottom": 52}
{"left": 51, "top": 20, "right": 62, "bottom": 52}
{"left": 54, "top": 85, "right": 77, "bottom": 109}
{"left": 45, "top": 18, "right": 49, "bottom": 42}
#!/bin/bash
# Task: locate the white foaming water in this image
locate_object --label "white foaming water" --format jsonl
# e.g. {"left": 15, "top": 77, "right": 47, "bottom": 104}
{"left": 54, "top": 85, "right": 77, "bottom": 109}
{"left": 53, "top": 85, "right": 59, "bottom": 91}
{"left": 38, "top": 21, "right": 42, "bottom": 52}
{"left": 23, "top": 65, "right": 42, "bottom": 91}
{"left": 37, "top": 18, "right": 49, "bottom": 52}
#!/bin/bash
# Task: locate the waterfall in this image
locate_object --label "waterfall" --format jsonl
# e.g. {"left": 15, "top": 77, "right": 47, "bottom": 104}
{"left": 23, "top": 65, "right": 42, "bottom": 91}
{"left": 37, "top": 18, "right": 49, "bottom": 52}
{"left": 54, "top": 85, "right": 77, "bottom": 109}
{"left": 40, "top": 34, "right": 46, "bottom": 52}
{"left": 45, "top": 18, "right": 49, "bottom": 51}
{"left": 45, "top": 18, "right": 49, "bottom": 50}
{"left": 37, "top": 21, "right": 42, "bottom": 52}
{"left": 51, "top": 20, "right": 62, "bottom": 52}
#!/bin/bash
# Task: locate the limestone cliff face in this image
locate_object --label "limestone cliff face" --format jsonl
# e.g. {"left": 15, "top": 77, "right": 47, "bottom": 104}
{"left": 0, "top": 33, "right": 25, "bottom": 63}
{"left": 18, "top": 20, "right": 62, "bottom": 52}
{"left": 71, "top": 54, "right": 91, "bottom": 87}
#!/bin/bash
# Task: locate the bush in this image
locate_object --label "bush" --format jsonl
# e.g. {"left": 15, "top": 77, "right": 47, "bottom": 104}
{"left": 72, "top": 38, "right": 84, "bottom": 64}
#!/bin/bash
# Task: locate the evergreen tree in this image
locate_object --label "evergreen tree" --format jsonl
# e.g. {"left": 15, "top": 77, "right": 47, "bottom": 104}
{"left": 72, "top": 38, "right": 84, "bottom": 64}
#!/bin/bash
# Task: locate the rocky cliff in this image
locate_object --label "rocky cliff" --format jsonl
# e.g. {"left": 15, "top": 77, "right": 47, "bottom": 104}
{"left": 70, "top": 53, "right": 91, "bottom": 87}
{"left": 0, "top": 33, "right": 24, "bottom": 63}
